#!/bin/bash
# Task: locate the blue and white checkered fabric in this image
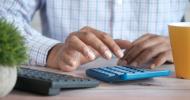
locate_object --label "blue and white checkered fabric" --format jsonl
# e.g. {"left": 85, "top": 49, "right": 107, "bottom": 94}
{"left": 0, "top": 0, "right": 188, "bottom": 66}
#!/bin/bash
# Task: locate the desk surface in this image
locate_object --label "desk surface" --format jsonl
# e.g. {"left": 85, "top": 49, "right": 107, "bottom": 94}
{"left": 2, "top": 58, "right": 190, "bottom": 100}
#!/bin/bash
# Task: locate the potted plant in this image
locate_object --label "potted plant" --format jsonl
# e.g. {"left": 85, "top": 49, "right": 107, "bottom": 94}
{"left": 0, "top": 19, "right": 27, "bottom": 97}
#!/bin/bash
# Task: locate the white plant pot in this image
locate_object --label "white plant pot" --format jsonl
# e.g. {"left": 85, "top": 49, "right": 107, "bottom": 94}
{"left": 0, "top": 66, "right": 17, "bottom": 97}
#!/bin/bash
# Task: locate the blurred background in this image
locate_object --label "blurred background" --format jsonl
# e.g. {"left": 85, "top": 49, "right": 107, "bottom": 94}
{"left": 31, "top": 6, "right": 190, "bottom": 34}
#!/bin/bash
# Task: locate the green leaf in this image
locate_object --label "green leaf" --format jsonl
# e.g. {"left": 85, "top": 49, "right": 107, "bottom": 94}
{"left": 0, "top": 18, "right": 28, "bottom": 67}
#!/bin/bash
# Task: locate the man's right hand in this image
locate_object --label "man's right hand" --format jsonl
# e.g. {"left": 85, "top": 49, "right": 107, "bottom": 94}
{"left": 47, "top": 26, "right": 124, "bottom": 72}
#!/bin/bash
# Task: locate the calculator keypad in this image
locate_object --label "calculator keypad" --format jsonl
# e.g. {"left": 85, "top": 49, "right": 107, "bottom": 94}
{"left": 86, "top": 66, "right": 171, "bottom": 82}
{"left": 93, "top": 68, "right": 115, "bottom": 77}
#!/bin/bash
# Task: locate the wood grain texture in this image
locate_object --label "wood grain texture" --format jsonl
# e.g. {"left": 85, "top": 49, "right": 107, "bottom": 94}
{"left": 2, "top": 58, "right": 190, "bottom": 100}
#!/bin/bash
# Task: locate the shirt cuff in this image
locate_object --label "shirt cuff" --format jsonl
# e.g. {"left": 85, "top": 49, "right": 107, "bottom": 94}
{"left": 28, "top": 35, "right": 60, "bottom": 66}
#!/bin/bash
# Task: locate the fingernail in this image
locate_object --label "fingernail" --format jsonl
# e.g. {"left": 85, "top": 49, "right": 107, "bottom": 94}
{"left": 89, "top": 52, "right": 96, "bottom": 60}
{"left": 118, "top": 60, "right": 127, "bottom": 66}
{"left": 71, "top": 61, "right": 77, "bottom": 67}
{"left": 130, "top": 62, "right": 137, "bottom": 67}
{"left": 104, "top": 50, "right": 112, "bottom": 59}
{"left": 87, "top": 49, "right": 96, "bottom": 60}
{"left": 150, "top": 64, "right": 155, "bottom": 69}
{"left": 117, "top": 50, "right": 124, "bottom": 58}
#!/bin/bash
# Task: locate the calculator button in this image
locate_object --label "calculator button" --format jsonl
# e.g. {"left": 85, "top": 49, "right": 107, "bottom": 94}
{"left": 115, "top": 66, "right": 136, "bottom": 73}
{"left": 109, "top": 67, "right": 130, "bottom": 73}
{"left": 100, "top": 67, "right": 124, "bottom": 75}
{"left": 92, "top": 69, "right": 115, "bottom": 77}
{"left": 136, "top": 69, "right": 145, "bottom": 72}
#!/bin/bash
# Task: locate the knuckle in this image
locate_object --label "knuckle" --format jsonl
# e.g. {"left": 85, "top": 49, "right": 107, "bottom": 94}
{"left": 144, "top": 33, "right": 156, "bottom": 38}
{"left": 101, "top": 33, "right": 108, "bottom": 40}
{"left": 83, "top": 26, "right": 90, "bottom": 29}
{"left": 66, "top": 57, "right": 79, "bottom": 68}
{"left": 146, "top": 47, "right": 155, "bottom": 53}
{"left": 136, "top": 44, "right": 145, "bottom": 50}
{"left": 57, "top": 62, "right": 67, "bottom": 72}
{"left": 66, "top": 35, "right": 76, "bottom": 43}
{"left": 58, "top": 54, "right": 79, "bottom": 72}
{"left": 66, "top": 41, "right": 77, "bottom": 49}
{"left": 60, "top": 65, "right": 76, "bottom": 72}
{"left": 80, "top": 26, "right": 91, "bottom": 32}
{"left": 156, "top": 36, "right": 165, "bottom": 42}
{"left": 82, "top": 32, "right": 92, "bottom": 38}
{"left": 109, "top": 42, "right": 116, "bottom": 48}
{"left": 144, "top": 33, "right": 151, "bottom": 36}
{"left": 83, "top": 31, "right": 90, "bottom": 36}
{"left": 63, "top": 54, "right": 75, "bottom": 64}
{"left": 82, "top": 32, "right": 95, "bottom": 41}
{"left": 71, "top": 63, "right": 78, "bottom": 68}
{"left": 69, "top": 32, "right": 76, "bottom": 36}
{"left": 81, "top": 46, "right": 89, "bottom": 55}
{"left": 98, "top": 45, "right": 108, "bottom": 51}
{"left": 109, "top": 42, "right": 120, "bottom": 52}
{"left": 112, "top": 44, "right": 119, "bottom": 52}
{"left": 70, "top": 35, "right": 77, "bottom": 41}
{"left": 59, "top": 65, "right": 68, "bottom": 72}
{"left": 144, "top": 33, "right": 152, "bottom": 37}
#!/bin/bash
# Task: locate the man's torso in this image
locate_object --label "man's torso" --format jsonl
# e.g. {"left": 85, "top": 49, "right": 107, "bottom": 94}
{"left": 39, "top": 0, "right": 188, "bottom": 42}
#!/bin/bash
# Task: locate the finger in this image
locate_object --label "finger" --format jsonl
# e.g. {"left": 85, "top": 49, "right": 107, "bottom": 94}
{"left": 150, "top": 50, "right": 171, "bottom": 69}
{"left": 118, "top": 51, "right": 129, "bottom": 67}
{"left": 58, "top": 49, "right": 80, "bottom": 70}
{"left": 118, "top": 47, "right": 129, "bottom": 65}
{"left": 129, "top": 43, "right": 170, "bottom": 67}
{"left": 66, "top": 35, "right": 96, "bottom": 60}
{"left": 114, "top": 39, "right": 132, "bottom": 49}
{"left": 81, "top": 27, "right": 123, "bottom": 58}
{"left": 122, "top": 34, "right": 154, "bottom": 60}
{"left": 57, "top": 54, "right": 78, "bottom": 72}
{"left": 98, "top": 34, "right": 123, "bottom": 58}
{"left": 126, "top": 36, "right": 165, "bottom": 63}
{"left": 58, "top": 61, "right": 77, "bottom": 72}
{"left": 80, "top": 46, "right": 100, "bottom": 64}
{"left": 88, "top": 46, "right": 100, "bottom": 57}
{"left": 76, "top": 31, "right": 112, "bottom": 59}
{"left": 117, "top": 59, "right": 128, "bottom": 66}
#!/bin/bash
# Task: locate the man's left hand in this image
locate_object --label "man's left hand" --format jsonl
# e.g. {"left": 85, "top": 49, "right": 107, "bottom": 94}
{"left": 118, "top": 33, "right": 173, "bottom": 68}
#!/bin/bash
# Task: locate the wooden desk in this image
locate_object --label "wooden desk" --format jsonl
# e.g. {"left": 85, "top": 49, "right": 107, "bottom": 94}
{"left": 2, "top": 58, "right": 190, "bottom": 100}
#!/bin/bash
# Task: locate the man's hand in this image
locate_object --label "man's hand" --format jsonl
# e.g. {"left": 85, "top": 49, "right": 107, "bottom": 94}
{"left": 118, "top": 34, "right": 173, "bottom": 68}
{"left": 47, "top": 26, "right": 124, "bottom": 72}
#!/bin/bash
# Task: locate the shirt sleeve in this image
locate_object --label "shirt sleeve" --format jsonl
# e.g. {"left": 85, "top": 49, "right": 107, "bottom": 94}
{"left": 0, "top": 0, "right": 60, "bottom": 66}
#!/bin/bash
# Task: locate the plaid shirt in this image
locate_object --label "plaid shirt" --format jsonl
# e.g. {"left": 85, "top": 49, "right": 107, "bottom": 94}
{"left": 0, "top": 0, "right": 188, "bottom": 66}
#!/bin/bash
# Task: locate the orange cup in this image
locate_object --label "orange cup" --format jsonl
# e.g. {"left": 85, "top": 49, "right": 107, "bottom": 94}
{"left": 169, "top": 22, "right": 190, "bottom": 79}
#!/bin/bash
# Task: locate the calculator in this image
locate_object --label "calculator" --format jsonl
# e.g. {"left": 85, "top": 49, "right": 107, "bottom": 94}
{"left": 86, "top": 66, "right": 171, "bottom": 82}
{"left": 15, "top": 68, "right": 100, "bottom": 96}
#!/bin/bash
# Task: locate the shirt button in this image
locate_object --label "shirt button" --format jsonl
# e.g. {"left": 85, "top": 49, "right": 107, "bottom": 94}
{"left": 116, "top": 0, "right": 123, "bottom": 5}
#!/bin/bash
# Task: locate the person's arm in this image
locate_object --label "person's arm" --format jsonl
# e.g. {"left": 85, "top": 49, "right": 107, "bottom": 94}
{"left": 0, "top": 0, "right": 60, "bottom": 66}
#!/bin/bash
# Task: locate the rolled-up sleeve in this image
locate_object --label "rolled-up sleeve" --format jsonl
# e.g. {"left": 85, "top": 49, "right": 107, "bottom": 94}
{"left": 0, "top": 0, "right": 60, "bottom": 66}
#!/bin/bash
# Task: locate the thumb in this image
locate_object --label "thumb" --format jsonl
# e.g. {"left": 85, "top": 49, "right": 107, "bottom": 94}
{"left": 114, "top": 39, "right": 132, "bottom": 49}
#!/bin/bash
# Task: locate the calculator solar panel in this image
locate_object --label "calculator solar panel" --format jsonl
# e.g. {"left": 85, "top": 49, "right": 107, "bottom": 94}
{"left": 86, "top": 66, "right": 171, "bottom": 82}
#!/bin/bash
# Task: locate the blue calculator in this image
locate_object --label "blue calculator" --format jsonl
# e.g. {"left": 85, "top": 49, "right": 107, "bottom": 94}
{"left": 86, "top": 66, "right": 171, "bottom": 82}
